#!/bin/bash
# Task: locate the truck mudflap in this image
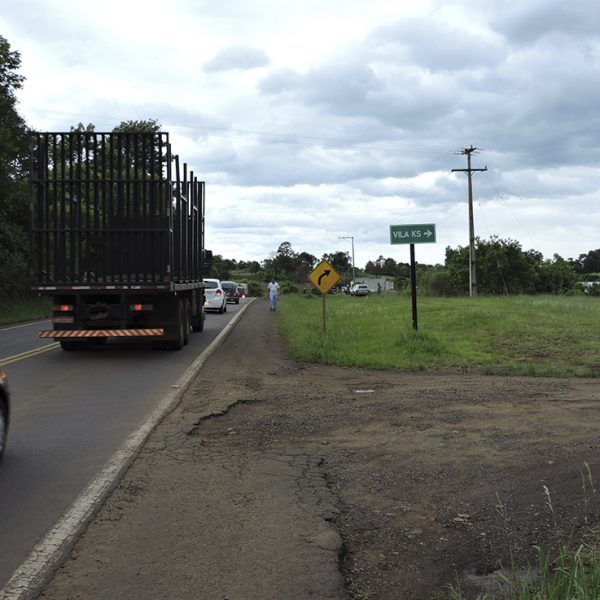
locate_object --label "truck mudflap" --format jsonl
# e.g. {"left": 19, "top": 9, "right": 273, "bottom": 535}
{"left": 38, "top": 329, "right": 164, "bottom": 339}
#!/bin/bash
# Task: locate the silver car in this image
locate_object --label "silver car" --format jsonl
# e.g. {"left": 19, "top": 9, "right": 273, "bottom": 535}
{"left": 350, "top": 283, "right": 370, "bottom": 296}
{"left": 203, "top": 278, "right": 227, "bottom": 313}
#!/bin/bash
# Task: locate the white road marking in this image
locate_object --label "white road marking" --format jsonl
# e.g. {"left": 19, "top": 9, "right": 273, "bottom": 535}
{"left": 0, "top": 321, "right": 50, "bottom": 333}
{"left": 0, "top": 300, "right": 254, "bottom": 600}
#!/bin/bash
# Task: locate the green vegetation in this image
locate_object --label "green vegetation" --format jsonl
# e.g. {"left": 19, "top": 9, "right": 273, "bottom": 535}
{"left": 0, "top": 35, "right": 31, "bottom": 299}
{"left": 0, "top": 295, "right": 50, "bottom": 326}
{"left": 448, "top": 542, "right": 600, "bottom": 599}
{"left": 447, "top": 468, "right": 600, "bottom": 599}
{"left": 276, "top": 293, "right": 600, "bottom": 377}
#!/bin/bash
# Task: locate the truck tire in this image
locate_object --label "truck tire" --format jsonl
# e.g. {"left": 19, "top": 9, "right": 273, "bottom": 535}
{"left": 167, "top": 301, "right": 185, "bottom": 351}
{"left": 192, "top": 305, "right": 204, "bottom": 332}
{"left": 60, "top": 341, "right": 80, "bottom": 351}
{"left": 183, "top": 299, "right": 191, "bottom": 346}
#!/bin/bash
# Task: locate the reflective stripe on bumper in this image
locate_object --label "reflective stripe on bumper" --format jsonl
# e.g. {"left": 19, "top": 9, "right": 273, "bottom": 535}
{"left": 38, "top": 329, "right": 164, "bottom": 338}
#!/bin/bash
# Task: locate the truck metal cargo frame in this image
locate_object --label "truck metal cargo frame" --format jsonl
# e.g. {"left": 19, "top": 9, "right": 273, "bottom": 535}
{"left": 31, "top": 131, "right": 205, "bottom": 291}
{"left": 31, "top": 131, "right": 208, "bottom": 350}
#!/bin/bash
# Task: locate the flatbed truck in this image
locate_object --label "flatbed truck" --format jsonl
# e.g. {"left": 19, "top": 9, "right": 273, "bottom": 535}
{"left": 31, "top": 131, "right": 209, "bottom": 350}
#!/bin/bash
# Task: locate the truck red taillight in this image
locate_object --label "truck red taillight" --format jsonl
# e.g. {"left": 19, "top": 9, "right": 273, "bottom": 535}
{"left": 52, "top": 305, "right": 73, "bottom": 312}
{"left": 129, "top": 304, "right": 154, "bottom": 312}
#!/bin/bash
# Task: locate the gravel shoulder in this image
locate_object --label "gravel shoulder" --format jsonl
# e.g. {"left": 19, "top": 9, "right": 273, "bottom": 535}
{"left": 38, "top": 299, "right": 600, "bottom": 599}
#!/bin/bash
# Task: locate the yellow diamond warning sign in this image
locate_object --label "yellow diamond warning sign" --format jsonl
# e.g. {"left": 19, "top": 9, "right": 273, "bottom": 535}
{"left": 309, "top": 260, "right": 341, "bottom": 294}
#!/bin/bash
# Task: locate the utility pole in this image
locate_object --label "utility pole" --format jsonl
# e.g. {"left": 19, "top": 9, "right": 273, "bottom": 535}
{"left": 339, "top": 236, "right": 356, "bottom": 283}
{"left": 451, "top": 146, "right": 487, "bottom": 297}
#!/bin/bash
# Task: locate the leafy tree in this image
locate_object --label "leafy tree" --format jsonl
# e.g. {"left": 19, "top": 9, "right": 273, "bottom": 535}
{"left": 274, "top": 241, "right": 296, "bottom": 276}
{"left": 321, "top": 251, "right": 351, "bottom": 278}
{"left": 293, "top": 251, "right": 316, "bottom": 280}
{"left": 578, "top": 249, "right": 600, "bottom": 274}
{"left": 475, "top": 237, "right": 538, "bottom": 294}
{"left": 0, "top": 35, "right": 31, "bottom": 297}
{"left": 264, "top": 242, "right": 318, "bottom": 282}
{"left": 443, "top": 237, "right": 577, "bottom": 295}
{"left": 365, "top": 255, "right": 410, "bottom": 279}
{"left": 535, "top": 254, "right": 577, "bottom": 293}
{"left": 444, "top": 245, "right": 470, "bottom": 294}
{"left": 207, "top": 254, "right": 231, "bottom": 279}
{"left": 247, "top": 260, "right": 261, "bottom": 273}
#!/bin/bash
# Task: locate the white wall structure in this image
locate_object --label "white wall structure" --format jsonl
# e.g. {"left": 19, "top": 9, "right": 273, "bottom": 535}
{"left": 355, "top": 277, "right": 395, "bottom": 292}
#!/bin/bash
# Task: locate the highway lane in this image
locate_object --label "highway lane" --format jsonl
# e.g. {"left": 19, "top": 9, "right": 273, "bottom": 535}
{"left": 0, "top": 319, "right": 54, "bottom": 362}
{"left": 0, "top": 301, "right": 246, "bottom": 588}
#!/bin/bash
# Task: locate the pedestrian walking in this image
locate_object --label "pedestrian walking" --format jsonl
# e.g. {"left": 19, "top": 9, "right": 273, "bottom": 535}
{"left": 268, "top": 279, "right": 280, "bottom": 311}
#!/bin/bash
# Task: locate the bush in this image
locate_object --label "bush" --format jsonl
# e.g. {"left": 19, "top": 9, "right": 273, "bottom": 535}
{"left": 418, "top": 269, "right": 457, "bottom": 296}
{"left": 282, "top": 284, "right": 299, "bottom": 294}
{"left": 248, "top": 281, "right": 263, "bottom": 297}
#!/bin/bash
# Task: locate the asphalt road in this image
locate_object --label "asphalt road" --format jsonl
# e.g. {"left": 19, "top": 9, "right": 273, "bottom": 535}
{"left": 0, "top": 301, "right": 245, "bottom": 588}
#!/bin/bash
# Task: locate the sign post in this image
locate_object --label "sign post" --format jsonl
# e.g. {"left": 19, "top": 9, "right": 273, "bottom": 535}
{"left": 309, "top": 260, "right": 341, "bottom": 334}
{"left": 390, "top": 224, "right": 437, "bottom": 331}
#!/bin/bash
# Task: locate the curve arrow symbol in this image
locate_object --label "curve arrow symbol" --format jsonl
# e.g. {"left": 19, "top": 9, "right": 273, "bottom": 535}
{"left": 318, "top": 270, "right": 331, "bottom": 286}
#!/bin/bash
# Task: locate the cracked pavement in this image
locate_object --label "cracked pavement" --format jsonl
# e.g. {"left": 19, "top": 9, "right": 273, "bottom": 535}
{"left": 37, "top": 300, "right": 347, "bottom": 600}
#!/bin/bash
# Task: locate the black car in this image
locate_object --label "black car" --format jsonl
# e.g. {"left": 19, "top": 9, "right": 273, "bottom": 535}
{"left": 0, "top": 370, "right": 10, "bottom": 460}
{"left": 221, "top": 281, "right": 241, "bottom": 304}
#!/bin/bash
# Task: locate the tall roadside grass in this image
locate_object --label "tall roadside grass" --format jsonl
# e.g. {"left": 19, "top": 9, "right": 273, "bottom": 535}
{"left": 0, "top": 295, "right": 50, "bottom": 326}
{"left": 448, "top": 542, "right": 600, "bottom": 600}
{"left": 276, "top": 293, "right": 600, "bottom": 377}
{"left": 447, "top": 467, "right": 600, "bottom": 599}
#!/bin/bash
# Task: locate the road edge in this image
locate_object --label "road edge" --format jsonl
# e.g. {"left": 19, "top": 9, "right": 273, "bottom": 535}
{"left": 0, "top": 300, "right": 255, "bottom": 600}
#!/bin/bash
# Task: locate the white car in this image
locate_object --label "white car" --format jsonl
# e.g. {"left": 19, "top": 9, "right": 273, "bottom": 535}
{"left": 203, "top": 279, "right": 227, "bottom": 313}
{"left": 350, "top": 283, "right": 370, "bottom": 296}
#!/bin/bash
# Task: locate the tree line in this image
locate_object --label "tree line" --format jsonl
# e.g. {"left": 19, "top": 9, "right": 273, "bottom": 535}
{"left": 210, "top": 237, "right": 600, "bottom": 297}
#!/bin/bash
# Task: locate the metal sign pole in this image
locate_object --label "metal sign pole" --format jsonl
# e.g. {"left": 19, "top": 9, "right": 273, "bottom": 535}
{"left": 410, "top": 243, "right": 418, "bottom": 331}
{"left": 308, "top": 259, "right": 341, "bottom": 336}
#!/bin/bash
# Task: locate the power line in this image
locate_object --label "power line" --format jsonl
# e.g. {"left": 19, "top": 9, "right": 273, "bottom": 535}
{"left": 23, "top": 107, "right": 459, "bottom": 155}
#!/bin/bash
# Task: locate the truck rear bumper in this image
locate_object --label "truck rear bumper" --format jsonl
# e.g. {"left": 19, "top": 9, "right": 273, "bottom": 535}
{"left": 38, "top": 329, "right": 164, "bottom": 339}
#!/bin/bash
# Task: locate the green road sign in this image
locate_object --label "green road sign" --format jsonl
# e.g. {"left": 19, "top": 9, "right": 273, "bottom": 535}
{"left": 390, "top": 223, "right": 436, "bottom": 244}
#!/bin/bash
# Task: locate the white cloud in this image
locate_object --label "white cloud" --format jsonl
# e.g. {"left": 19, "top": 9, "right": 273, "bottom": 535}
{"left": 204, "top": 45, "right": 270, "bottom": 72}
{"left": 1, "top": 0, "right": 600, "bottom": 268}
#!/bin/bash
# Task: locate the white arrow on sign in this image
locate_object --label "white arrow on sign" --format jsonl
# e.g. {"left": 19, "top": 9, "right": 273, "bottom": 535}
{"left": 424, "top": 229, "right": 433, "bottom": 238}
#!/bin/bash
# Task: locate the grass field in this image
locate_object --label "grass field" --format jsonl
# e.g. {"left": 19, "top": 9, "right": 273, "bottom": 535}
{"left": 276, "top": 293, "right": 600, "bottom": 377}
{"left": 0, "top": 295, "right": 50, "bottom": 327}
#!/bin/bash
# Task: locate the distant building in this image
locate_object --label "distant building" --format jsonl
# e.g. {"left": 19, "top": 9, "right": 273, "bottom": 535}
{"left": 354, "top": 277, "right": 395, "bottom": 292}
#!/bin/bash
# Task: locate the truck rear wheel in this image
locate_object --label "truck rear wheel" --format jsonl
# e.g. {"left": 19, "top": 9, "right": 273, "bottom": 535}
{"left": 183, "top": 300, "right": 191, "bottom": 346}
{"left": 192, "top": 304, "right": 204, "bottom": 332}
{"left": 167, "top": 301, "right": 185, "bottom": 350}
{"left": 60, "top": 341, "right": 80, "bottom": 351}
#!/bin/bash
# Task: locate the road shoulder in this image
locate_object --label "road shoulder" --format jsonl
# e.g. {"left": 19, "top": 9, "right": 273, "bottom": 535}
{"left": 38, "top": 299, "right": 348, "bottom": 600}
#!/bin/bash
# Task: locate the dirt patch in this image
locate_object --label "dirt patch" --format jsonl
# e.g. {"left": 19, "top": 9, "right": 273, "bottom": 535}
{"left": 188, "top": 300, "right": 600, "bottom": 599}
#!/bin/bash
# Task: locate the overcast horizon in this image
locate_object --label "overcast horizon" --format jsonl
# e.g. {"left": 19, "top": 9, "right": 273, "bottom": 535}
{"left": 2, "top": 0, "right": 599, "bottom": 268}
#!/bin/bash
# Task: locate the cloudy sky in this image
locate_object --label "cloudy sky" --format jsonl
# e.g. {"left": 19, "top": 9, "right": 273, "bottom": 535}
{"left": 2, "top": 0, "right": 600, "bottom": 267}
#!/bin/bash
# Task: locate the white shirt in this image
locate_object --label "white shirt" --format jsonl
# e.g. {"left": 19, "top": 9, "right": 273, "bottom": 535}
{"left": 268, "top": 281, "right": 279, "bottom": 295}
